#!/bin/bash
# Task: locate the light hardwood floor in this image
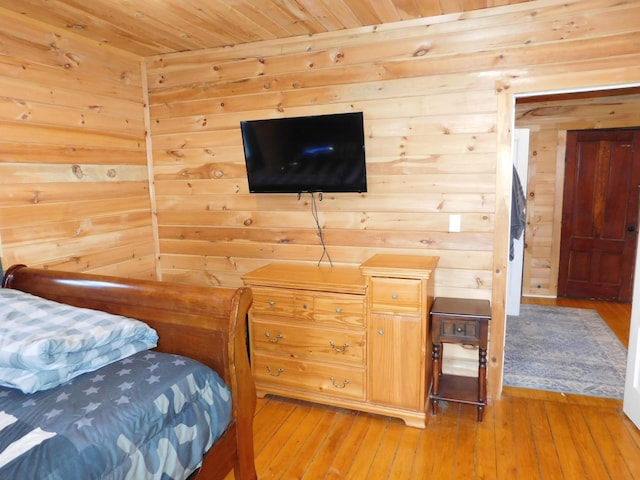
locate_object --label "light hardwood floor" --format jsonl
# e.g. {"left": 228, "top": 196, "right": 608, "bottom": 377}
{"left": 228, "top": 297, "right": 640, "bottom": 479}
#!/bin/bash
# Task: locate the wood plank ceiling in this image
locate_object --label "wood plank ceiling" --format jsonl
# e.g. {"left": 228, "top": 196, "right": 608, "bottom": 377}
{"left": 0, "top": 0, "right": 534, "bottom": 56}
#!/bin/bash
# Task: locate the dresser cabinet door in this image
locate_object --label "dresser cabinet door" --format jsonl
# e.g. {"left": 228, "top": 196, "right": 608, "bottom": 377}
{"left": 368, "top": 313, "right": 424, "bottom": 410}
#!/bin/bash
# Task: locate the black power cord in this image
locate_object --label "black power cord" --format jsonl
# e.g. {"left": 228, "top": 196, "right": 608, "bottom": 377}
{"left": 309, "top": 192, "right": 333, "bottom": 267}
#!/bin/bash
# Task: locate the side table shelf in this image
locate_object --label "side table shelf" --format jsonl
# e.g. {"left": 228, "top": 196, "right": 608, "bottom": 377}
{"left": 429, "top": 297, "right": 491, "bottom": 422}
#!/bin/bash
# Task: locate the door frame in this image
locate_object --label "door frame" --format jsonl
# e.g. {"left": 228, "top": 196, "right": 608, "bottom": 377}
{"left": 490, "top": 79, "right": 640, "bottom": 405}
{"left": 506, "top": 128, "right": 529, "bottom": 316}
{"left": 625, "top": 216, "right": 640, "bottom": 427}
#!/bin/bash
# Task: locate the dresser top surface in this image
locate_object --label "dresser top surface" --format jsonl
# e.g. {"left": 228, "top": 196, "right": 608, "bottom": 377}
{"left": 360, "top": 254, "right": 439, "bottom": 278}
{"left": 242, "top": 263, "right": 366, "bottom": 294}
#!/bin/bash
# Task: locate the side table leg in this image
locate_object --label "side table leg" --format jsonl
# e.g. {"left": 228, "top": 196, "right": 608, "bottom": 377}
{"left": 431, "top": 343, "right": 441, "bottom": 415}
{"left": 477, "top": 346, "right": 487, "bottom": 422}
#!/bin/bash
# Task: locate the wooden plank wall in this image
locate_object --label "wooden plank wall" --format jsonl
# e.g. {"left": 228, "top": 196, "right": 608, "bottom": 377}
{"left": 146, "top": 0, "right": 640, "bottom": 289}
{"left": 0, "top": 8, "right": 156, "bottom": 279}
{"left": 145, "top": 0, "right": 640, "bottom": 390}
{"left": 515, "top": 90, "right": 640, "bottom": 298}
{"left": 146, "top": 15, "right": 504, "bottom": 290}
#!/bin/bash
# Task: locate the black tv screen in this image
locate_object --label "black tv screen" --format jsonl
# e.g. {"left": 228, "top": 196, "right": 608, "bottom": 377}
{"left": 240, "top": 112, "right": 367, "bottom": 193}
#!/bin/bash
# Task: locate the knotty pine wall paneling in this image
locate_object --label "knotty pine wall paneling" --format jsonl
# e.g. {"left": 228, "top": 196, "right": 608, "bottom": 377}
{"left": 0, "top": 8, "right": 156, "bottom": 279}
{"left": 145, "top": 0, "right": 640, "bottom": 396}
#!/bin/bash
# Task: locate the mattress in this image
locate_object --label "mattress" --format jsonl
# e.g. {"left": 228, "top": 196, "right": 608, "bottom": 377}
{"left": 0, "top": 350, "right": 232, "bottom": 479}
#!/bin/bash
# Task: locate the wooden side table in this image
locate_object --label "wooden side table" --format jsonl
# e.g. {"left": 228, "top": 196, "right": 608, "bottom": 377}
{"left": 429, "top": 297, "right": 491, "bottom": 422}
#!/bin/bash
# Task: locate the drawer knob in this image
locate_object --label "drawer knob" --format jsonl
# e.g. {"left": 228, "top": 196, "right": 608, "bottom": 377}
{"left": 303, "top": 303, "right": 308, "bottom": 309}
{"left": 264, "top": 332, "right": 284, "bottom": 343}
{"left": 330, "top": 377, "right": 350, "bottom": 389}
{"left": 456, "top": 327, "right": 463, "bottom": 333}
{"left": 329, "top": 340, "right": 350, "bottom": 353}
{"left": 391, "top": 293, "right": 398, "bottom": 300}
{"left": 269, "top": 300, "right": 275, "bottom": 306}
{"left": 266, "top": 365, "right": 284, "bottom": 377}
{"left": 378, "top": 329, "right": 384, "bottom": 335}
{"left": 335, "top": 307, "right": 342, "bottom": 313}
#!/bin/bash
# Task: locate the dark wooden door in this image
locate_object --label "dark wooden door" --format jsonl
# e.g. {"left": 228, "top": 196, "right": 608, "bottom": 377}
{"left": 558, "top": 129, "right": 640, "bottom": 301}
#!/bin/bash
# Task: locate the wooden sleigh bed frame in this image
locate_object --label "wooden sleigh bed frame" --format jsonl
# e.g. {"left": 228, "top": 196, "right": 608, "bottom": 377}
{"left": 1, "top": 264, "right": 257, "bottom": 480}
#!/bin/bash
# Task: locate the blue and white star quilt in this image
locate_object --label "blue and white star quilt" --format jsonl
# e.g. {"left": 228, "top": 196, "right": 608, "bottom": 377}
{"left": 0, "top": 350, "right": 232, "bottom": 479}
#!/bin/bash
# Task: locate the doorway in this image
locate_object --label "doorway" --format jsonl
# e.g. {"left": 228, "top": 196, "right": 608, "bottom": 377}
{"left": 501, "top": 87, "right": 640, "bottom": 404}
{"left": 558, "top": 128, "right": 640, "bottom": 302}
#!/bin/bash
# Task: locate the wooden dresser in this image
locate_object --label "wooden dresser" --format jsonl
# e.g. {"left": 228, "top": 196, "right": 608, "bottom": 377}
{"left": 242, "top": 254, "right": 438, "bottom": 428}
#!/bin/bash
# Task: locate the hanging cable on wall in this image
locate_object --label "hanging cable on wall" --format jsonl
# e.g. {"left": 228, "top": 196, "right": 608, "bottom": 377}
{"left": 309, "top": 192, "right": 333, "bottom": 267}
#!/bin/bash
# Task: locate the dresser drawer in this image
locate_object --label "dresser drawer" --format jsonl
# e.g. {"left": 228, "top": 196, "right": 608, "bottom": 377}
{"left": 251, "top": 288, "right": 294, "bottom": 318}
{"left": 369, "top": 277, "right": 422, "bottom": 315}
{"left": 251, "top": 321, "right": 365, "bottom": 364}
{"left": 252, "top": 354, "right": 365, "bottom": 400}
{"left": 435, "top": 316, "right": 480, "bottom": 343}
{"left": 313, "top": 293, "right": 365, "bottom": 327}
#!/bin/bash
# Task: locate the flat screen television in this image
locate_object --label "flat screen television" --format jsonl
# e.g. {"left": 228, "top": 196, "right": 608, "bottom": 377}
{"left": 240, "top": 112, "right": 367, "bottom": 193}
